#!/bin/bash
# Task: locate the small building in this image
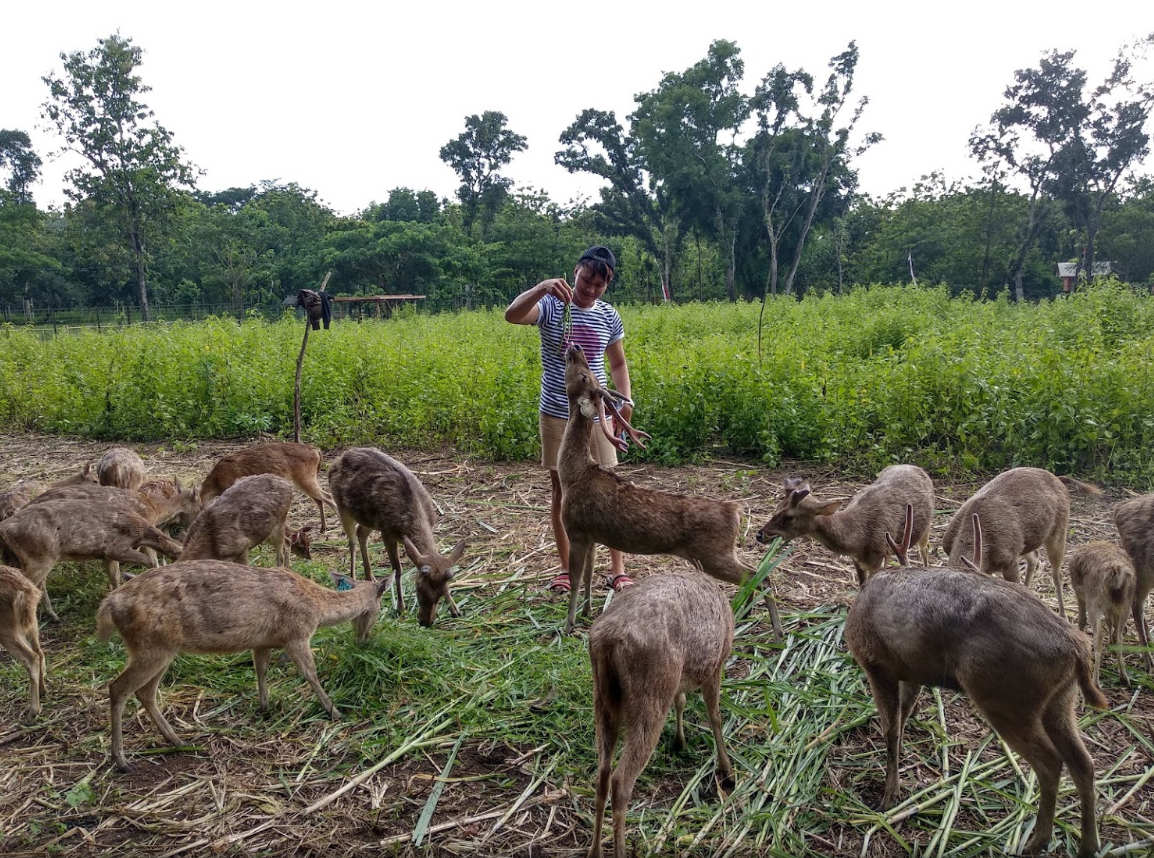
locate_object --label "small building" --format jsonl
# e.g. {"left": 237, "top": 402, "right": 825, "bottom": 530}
{"left": 1057, "top": 261, "right": 1112, "bottom": 293}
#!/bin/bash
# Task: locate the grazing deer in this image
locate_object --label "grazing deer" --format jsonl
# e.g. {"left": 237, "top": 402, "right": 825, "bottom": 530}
{"left": 0, "top": 481, "right": 42, "bottom": 522}
{"left": 588, "top": 572, "right": 734, "bottom": 858}
{"left": 847, "top": 507, "right": 1104, "bottom": 858}
{"left": 97, "top": 447, "right": 147, "bottom": 491}
{"left": 287, "top": 525, "right": 314, "bottom": 560}
{"left": 558, "top": 344, "right": 781, "bottom": 637}
{"left": 942, "top": 467, "right": 1101, "bottom": 618}
{"left": 46, "top": 463, "right": 97, "bottom": 489}
{"left": 179, "top": 474, "right": 294, "bottom": 566}
{"left": 1113, "top": 493, "right": 1154, "bottom": 670}
{"left": 328, "top": 448, "right": 465, "bottom": 627}
{"left": 0, "top": 565, "right": 46, "bottom": 715}
{"left": 1069, "top": 541, "right": 1136, "bottom": 687}
{"left": 200, "top": 442, "right": 337, "bottom": 531}
{"left": 96, "top": 560, "right": 390, "bottom": 770}
{"left": 0, "top": 500, "right": 183, "bottom": 620}
{"left": 757, "top": 465, "right": 934, "bottom": 584}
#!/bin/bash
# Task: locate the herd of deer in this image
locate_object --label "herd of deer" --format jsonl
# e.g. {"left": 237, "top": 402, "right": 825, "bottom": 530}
{"left": 0, "top": 341, "right": 1149, "bottom": 857}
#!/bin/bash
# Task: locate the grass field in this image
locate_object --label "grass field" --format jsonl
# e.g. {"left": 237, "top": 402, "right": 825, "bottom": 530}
{"left": 3, "top": 282, "right": 1154, "bottom": 484}
{"left": 1, "top": 436, "right": 1152, "bottom": 857}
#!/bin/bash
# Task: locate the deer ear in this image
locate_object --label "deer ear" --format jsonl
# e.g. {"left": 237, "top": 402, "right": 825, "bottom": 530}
{"left": 447, "top": 539, "right": 467, "bottom": 566}
{"left": 816, "top": 500, "right": 840, "bottom": 516}
{"left": 375, "top": 577, "right": 391, "bottom": 598}
{"left": 402, "top": 536, "right": 423, "bottom": 566}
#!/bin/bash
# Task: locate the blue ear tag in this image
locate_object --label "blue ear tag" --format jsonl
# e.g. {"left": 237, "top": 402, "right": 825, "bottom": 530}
{"left": 336, "top": 577, "right": 354, "bottom": 591}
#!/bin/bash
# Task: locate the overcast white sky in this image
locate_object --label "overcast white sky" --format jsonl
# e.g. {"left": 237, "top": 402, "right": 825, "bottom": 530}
{"left": 4, "top": 0, "right": 1152, "bottom": 215}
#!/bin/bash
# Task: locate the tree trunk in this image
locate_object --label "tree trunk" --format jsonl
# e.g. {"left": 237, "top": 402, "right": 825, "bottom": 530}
{"left": 131, "top": 227, "right": 150, "bottom": 322}
{"left": 783, "top": 157, "right": 832, "bottom": 296}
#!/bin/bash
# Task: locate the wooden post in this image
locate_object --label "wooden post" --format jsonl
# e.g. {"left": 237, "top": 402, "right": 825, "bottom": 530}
{"left": 294, "top": 270, "right": 332, "bottom": 444}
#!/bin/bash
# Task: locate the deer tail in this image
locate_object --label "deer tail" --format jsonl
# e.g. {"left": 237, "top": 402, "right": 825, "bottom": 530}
{"left": 1058, "top": 475, "right": 1104, "bottom": 496}
{"left": 95, "top": 597, "right": 118, "bottom": 642}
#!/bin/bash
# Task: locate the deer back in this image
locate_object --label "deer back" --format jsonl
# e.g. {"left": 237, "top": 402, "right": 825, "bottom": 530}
{"left": 200, "top": 442, "right": 322, "bottom": 503}
{"left": 97, "top": 447, "right": 147, "bottom": 491}
{"left": 181, "top": 475, "right": 293, "bottom": 561}
{"left": 329, "top": 448, "right": 437, "bottom": 540}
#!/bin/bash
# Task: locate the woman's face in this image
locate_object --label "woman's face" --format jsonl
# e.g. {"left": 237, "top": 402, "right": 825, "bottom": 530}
{"left": 572, "top": 264, "right": 610, "bottom": 308}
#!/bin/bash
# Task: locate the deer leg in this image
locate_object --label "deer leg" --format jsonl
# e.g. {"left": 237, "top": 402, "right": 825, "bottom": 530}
{"left": 109, "top": 652, "right": 172, "bottom": 770}
{"left": 589, "top": 666, "right": 619, "bottom": 858}
{"left": 1114, "top": 616, "right": 1130, "bottom": 688}
{"left": 1091, "top": 616, "right": 1105, "bottom": 687}
{"left": 672, "top": 691, "right": 687, "bottom": 752}
{"left": 136, "top": 665, "right": 181, "bottom": 747}
{"left": 284, "top": 638, "right": 336, "bottom": 719}
{"left": 385, "top": 539, "right": 404, "bottom": 616}
{"left": 1023, "top": 550, "right": 1039, "bottom": 586}
{"left": 110, "top": 548, "right": 156, "bottom": 567}
{"left": 1132, "top": 591, "right": 1153, "bottom": 671}
{"left": 269, "top": 518, "right": 288, "bottom": 567}
{"left": 253, "top": 648, "right": 271, "bottom": 710}
{"left": 583, "top": 545, "right": 595, "bottom": 619}
{"left": 1, "top": 631, "right": 43, "bottom": 716}
{"left": 565, "top": 540, "right": 591, "bottom": 634}
{"left": 1040, "top": 685, "right": 1099, "bottom": 858}
{"left": 701, "top": 670, "right": 734, "bottom": 790}
{"left": 29, "top": 619, "right": 46, "bottom": 699}
{"left": 610, "top": 704, "right": 667, "bottom": 858}
{"left": 300, "top": 474, "right": 337, "bottom": 533}
{"left": 986, "top": 714, "right": 1064, "bottom": 857}
{"left": 1045, "top": 536, "right": 1067, "bottom": 620}
{"left": 918, "top": 531, "right": 930, "bottom": 567}
{"left": 338, "top": 511, "right": 359, "bottom": 579}
{"left": 863, "top": 670, "right": 903, "bottom": 807}
{"left": 1075, "top": 590, "right": 1088, "bottom": 631}
{"left": 445, "top": 591, "right": 462, "bottom": 618}
{"left": 355, "top": 524, "right": 375, "bottom": 582}
{"left": 105, "top": 560, "right": 121, "bottom": 589}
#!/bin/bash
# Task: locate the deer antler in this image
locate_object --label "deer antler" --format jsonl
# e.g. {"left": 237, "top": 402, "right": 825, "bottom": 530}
{"left": 599, "top": 391, "right": 651, "bottom": 450}
{"left": 962, "top": 513, "right": 982, "bottom": 573}
{"left": 884, "top": 503, "right": 914, "bottom": 566}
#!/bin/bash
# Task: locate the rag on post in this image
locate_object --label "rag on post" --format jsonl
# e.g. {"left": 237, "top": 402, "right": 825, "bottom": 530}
{"left": 296, "top": 289, "right": 333, "bottom": 330}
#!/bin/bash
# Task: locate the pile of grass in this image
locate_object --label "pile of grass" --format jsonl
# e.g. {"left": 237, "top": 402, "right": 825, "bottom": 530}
{"left": 2, "top": 282, "right": 1154, "bottom": 483}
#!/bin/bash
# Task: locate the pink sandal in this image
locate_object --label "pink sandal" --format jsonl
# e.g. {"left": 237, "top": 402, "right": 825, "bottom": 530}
{"left": 548, "top": 573, "right": 571, "bottom": 593}
{"left": 607, "top": 574, "right": 635, "bottom": 592}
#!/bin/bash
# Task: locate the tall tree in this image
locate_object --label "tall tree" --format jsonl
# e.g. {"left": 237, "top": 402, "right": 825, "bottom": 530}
{"left": 557, "top": 109, "right": 684, "bottom": 300}
{"left": 42, "top": 33, "right": 196, "bottom": 320}
{"left": 439, "top": 111, "right": 526, "bottom": 237}
{"left": 0, "top": 130, "right": 42, "bottom": 202}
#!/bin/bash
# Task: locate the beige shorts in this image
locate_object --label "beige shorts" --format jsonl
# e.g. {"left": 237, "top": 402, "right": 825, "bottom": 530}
{"left": 540, "top": 413, "right": 618, "bottom": 470}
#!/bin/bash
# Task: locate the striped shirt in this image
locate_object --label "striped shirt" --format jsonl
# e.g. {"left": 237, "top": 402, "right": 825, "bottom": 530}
{"left": 536, "top": 294, "right": 624, "bottom": 419}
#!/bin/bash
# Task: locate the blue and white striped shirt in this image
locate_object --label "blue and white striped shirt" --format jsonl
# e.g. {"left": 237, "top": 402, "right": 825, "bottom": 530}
{"left": 536, "top": 294, "right": 624, "bottom": 419}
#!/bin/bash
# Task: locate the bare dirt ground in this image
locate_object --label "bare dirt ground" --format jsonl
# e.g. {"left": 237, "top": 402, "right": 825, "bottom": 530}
{"left": 0, "top": 433, "right": 1150, "bottom": 857}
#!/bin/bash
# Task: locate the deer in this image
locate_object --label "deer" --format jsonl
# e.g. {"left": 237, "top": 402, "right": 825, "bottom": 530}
{"left": 588, "top": 572, "right": 734, "bottom": 858}
{"left": 200, "top": 442, "right": 337, "bottom": 532}
{"left": 846, "top": 506, "right": 1105, "bottom": 858}
{"left": 1113, "top": 493, "right": 1154, "bottom": 670}
{"left": 97, "top": 447, "right": 147, "bottom": 491}
{"left": 941, "top": 467, "right": 1101, "bottom": 619}
{"left": 0, "top": 500, "right": 183, "bottom": 620}
{"left": 179, "top": 474, "right": 294, "bottom": 566}
{"left": 95, "top": 559, "right": 391, "bottom": 770}
{"left": 328, "top": 447, "right": 466, "bottom": 628}
{"left": 286, "top": 525, "right": 314, "bottom": 560}
{"left": 29, "top": 479, "right": 200, "bottom": 586}
{"left": 757, "top": 465, "right": 934, "bottom": 585}
{"left": 557, "top": 344, "right": 782, "bottom": 637}
{"left": 1068, "top": 541, "right": 1136, "bottom": 688}
{"left": 0, "top": 481, "right": 42, "bottom": 522}
{"left": 0, "top": 565, "right": 46, "bottom": 716}
{"left": 46, "top": 463, "right": 97, "bottom": 489}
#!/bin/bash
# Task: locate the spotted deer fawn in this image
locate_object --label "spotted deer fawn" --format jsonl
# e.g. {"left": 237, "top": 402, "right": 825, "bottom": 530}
{"left": 1069, "top": 541, "right": 1136, "bottom": 687}
{"left": 0, "top": 565, "right": 46, "bottom": 715}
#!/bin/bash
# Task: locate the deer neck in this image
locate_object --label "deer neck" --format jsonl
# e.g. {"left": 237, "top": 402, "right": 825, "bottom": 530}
{"left": 317, "top": 587, "right": 375, "bottom": 628}
{"left": 558, "top": 398, "right": 597, "bottom": 484}
{"left": 811, "top": 512, "right": 856, "bottom": 555}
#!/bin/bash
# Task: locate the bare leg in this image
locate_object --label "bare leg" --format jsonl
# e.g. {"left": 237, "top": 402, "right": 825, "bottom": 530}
{"left": 253, "top": 648, "right": 271, "bottom": 710}
{"left": 385, "top": 539, "right": 404, "bottom": 615}
{"left": 284, "top": 638, "right": 336, "bottom": 719}
{"left": 549, "top": 470, "right": 569, "bottom": 574}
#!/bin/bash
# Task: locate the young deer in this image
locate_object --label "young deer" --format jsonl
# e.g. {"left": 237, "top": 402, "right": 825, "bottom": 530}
{"left": 96, "top": 560, "right": 390, "bottom": 770}
{"left": 286, "top": 525, "right": 314, "bottom": 560}
{"left": 328, "top": 448, "right": 466, "bottom": 627}
{"left": 558, "top": 344, "right": 782, "bottom": 637}
{"left": 45, "top": 463, "right": 98, "bottom": 490}
{"left": 179, "top": 474, "right": 294, "bottom": 566}
{"left": 1069, "top": 541, "right": 1136, "bottom": 688}
{"left": 1113, "top": 493, "right": 1154, "bottom": 670}
{"left": 0, "top": 481, "right": 42, "bottom": 522}
{"left": 200, "top": 442, "right": 337, "bottom": 531}
{"left": 588, "top": 572, "right": 734, "bottom": 858}
{"left": 847, "top": 507, "right": 1105, "bottom": 858}
{"left": 97, "top": 447, "right": 147, "bottom": 491}
{"left": 0, "top": 500, "right": 183, "bottom": 620}
{"left": 0, "top": 565, "right": 46, "bottom": 715}
{"left": 757, "top": 465, "right": 934, "bottom": 584}
{"left": 942, "top": 467, "right": 1101, "bottom": 618}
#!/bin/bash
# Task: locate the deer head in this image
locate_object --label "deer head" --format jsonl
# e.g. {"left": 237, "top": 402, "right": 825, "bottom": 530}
{"left": 403, "top": 536, "right": 467, "bottom": 627}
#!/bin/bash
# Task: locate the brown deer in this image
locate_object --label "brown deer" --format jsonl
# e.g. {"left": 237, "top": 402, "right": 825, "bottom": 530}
{"left": 200, "top": 442, "right": 337, "bottom": 531}
{"left": 588, "top": 572, "right": 734, "bottom": 858}
{"left": 179, "top": 474, "right": 294, "bottom": 566}
{"left": 328, "top": 448, "right": 466, "bottom": 627}
{"left": 558, "top": 344, "right": 781, "bottom": 637}
{"left": 0, "top": 500, "right": 183, "bottom": 620}
{"left": 847, "top": 507, "right": 1104, "bottom": 858}
{"left": 97, "top": 447, "right": 147, "bottom": 491}
{"left": 96, "top": 560, "right": 390, "bottom": 770}
{"left": 0, "top": 565, "right": 46, "bottom": 715}
{"left": 46, "top": 463, "right": 97, "bottom": 489}
{"left": 942, "top": 467, "right": 1101, "bottom": 618}
{"left": 1069, "top": 541, "right": 1136, "bottom": 687}
{"left": 0, "top": 481, "right": 42, "bottom": 522}
{"left": 757, "top": 465, "right": 934, "bottom": 584}
{"left": 287, "top": 525, "right": 314, "bottom": 560}
{"left": 1114, "top": 493, "right": 1154, "bottom": 670}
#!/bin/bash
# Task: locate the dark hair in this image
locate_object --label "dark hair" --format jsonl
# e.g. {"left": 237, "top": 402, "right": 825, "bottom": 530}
{"left": 576, "top": 245, "right": 616, "bottom": 283}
